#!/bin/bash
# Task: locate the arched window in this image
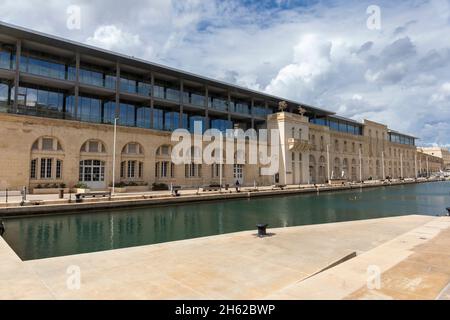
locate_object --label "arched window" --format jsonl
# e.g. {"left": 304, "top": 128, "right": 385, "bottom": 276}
{"left": 211, "top": 149, "right": 225, "bottom": 179}
{"left": 120, "top": 142, "right": 145, "bottom": 181}
{"left": 81, "top": 140, "right": 106, "bottom": 153}
{"left": 30, "top": 137, "right": 64, "bottom": 182}
{"left": 31, "top": 136, "right": 63, "bottom": 152}
{"left": 155, "top": 145, "right": 175, "bottom": 179}
{"left": 156, "top": 145, "right": 172, "bottom": 157}
{"left": 122, "top": 142, "right": 144, "bottom": 155}
{"left": 185, "top": 146, "right": 202, "bottom": 179}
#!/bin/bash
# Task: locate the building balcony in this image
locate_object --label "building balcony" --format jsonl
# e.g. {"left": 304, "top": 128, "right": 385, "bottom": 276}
{"left": 288, "top": 138, "right": 312, "bottom": 152}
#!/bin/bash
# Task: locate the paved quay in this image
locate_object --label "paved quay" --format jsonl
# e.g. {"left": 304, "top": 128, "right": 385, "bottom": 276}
{"left": 1, "top": 215, "right": 449, "bottom": 300}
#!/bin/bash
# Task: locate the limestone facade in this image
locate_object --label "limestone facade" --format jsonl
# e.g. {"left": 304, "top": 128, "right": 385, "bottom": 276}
{"left": 0, "top": 111, "right": 443, "bottom": 190}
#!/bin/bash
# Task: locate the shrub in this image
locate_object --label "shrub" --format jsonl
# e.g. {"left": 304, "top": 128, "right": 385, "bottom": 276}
{"left": 152, "top": 183, "right": 169, "bottom": 191}
{"left": 74, "top": 182, "right": 88, "bottom": 189}
{"left": 60, "top": 183, "right": 66, "bottom": 189}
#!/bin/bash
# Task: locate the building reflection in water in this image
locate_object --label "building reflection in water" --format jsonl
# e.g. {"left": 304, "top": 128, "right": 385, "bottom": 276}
{"left": 2, "top": 181, "right": 448, "bottom": 261}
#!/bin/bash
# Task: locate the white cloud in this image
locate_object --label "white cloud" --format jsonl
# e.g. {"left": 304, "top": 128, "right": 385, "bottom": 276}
{"left": 86, "top": 25, "right": 146, "bottom": 56}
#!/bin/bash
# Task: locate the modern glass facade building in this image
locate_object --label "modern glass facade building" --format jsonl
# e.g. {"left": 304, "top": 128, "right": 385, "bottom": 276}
{"left": 0, "top": 21, "right": 438, "bottom": 191}
{"left": 0, "top": 22, "right": 338, "bottom": 135}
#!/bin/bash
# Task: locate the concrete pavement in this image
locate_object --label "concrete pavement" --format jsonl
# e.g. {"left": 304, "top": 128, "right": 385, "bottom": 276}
{"left": 1, "top": 215, "right": 448, "bottom": 300}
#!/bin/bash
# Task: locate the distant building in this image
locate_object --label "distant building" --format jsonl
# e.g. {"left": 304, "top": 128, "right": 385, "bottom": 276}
{"left": 418, "top": 147, "right": 450, "bottom": 171}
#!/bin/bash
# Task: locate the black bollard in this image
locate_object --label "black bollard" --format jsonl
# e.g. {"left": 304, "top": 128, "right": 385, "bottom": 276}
{"left": 0, "top": 221, "right": 5, "bottom": 236}
{"left": 257, "top": 224, "right": 269, "bottom": 237}
{"left": 446, "top": 207, "right": 450, "bottom": 216}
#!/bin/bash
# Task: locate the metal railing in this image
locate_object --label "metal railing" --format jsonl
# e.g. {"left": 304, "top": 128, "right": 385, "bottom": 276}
{"left": 0, "top": 187, "right": 27, "bottom": 205}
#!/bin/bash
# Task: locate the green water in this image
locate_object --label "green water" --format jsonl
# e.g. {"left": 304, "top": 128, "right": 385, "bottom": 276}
{"left": 2, "top": 181, "right": 449, "bottom": 261}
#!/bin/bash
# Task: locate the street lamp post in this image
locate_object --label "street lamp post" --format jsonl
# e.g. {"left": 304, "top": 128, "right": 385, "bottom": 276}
{"left": 359, "top": 147, "right": 363, "bottom": 183}
{"left": 326, "top": 144, "right": 330, "bottom": 182}
{"left": 400, "top": 152, "right": 403, "bottom": 179}
{"left": 112, "top": 117, "right": 119, "bottom": 196}
{"left": 415, "top": 154, "right": 418, "bottom": 179}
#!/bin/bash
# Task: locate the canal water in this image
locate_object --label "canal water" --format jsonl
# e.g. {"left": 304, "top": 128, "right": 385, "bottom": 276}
{"left": 2, "top": 181, "right": 449, "bottom": 261}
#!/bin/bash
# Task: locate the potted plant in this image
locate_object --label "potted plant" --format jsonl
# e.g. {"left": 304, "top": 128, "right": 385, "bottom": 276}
{"left": 108, "top": 182, "right": 128, "bottom": 193}
{"left": 32, "top": 183, "right": 70, "bottom": 195}
{"left": 152, "top": 183, "right": 169, "bottom": 191}
{"left": 126, "top": 182, "right": 150, "bottom": 192}
{"left": 73, "top": 182, "right": 90, "bottom": 194}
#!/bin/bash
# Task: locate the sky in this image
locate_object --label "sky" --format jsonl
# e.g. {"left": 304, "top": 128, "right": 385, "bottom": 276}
{"left": 0, "top": 0, "right": 449, "bottom": 147}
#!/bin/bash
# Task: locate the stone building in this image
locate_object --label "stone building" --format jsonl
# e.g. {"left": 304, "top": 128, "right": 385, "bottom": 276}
{"left": 418, "top": 147, "right": 450, "bottom": 171}
{"left": 0, "top": 22, "right": 442, "bottom": 190}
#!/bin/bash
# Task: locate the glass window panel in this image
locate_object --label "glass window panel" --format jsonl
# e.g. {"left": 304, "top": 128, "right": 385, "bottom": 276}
{"left": 153, "top": 109, "right": 164, "bottom": 130}
{"left": 22, "top": 55, "right": 66, "bottom": 80}
{"left": 0, "top": 50, "right": 11, "bottom": 69}
{"left": 166, "top": 88, "right": 180, "bottom": 101}
{"left": 119, "top": 103, "right": 136, "bottom": 127}
{"left": 105, "top": 75, "right": 116, "bottom": 89}
{"left": 136, "top": 106, "right": 151, "bottom": 129}
{"left": 189, "top": 116, "right": 205, "bottom": 133}
{"left": 164, "top": 112, "right": 181, "bottom": 131}
{"left": 42, "top": 138, "right": 54, "bottom": 151}
{"left": 191, "top": 93, "right": 205, "bottom": 106}
{"left": 103, "top": 101, "right": 115, "bottom": 124}
{"left": 154, "top": 84, "right": 165, "bottom": 99}
{"left": 25, "top": 88, "right": 37, "bottom": 107}
{"left": 0, "top": 83, "right": 9, "bottom": 107}
{"left": 138, "top": 82, "right": 151, "bottom": 96}
{"left": 211, "top": 119, "right": 232, "bottom": 133}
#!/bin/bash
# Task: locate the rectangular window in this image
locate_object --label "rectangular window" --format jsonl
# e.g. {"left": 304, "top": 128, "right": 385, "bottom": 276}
{"left": 30, "top": 159, "right": 37, "bottom": 179}
{"left": 56, "top": 160, "right": 62, "bottom": 179}
{"left": 40, "top": 158, "right": 53, "bottom": 179}
{"left": 161, "top": 161, "right": 168, "bottom": 178}
{"left": 139, "top": 162, "right": 143, "bottom": 178}
{"left": 128, "top": 143, "right": 137, "bottom": 154}
{"left": 161, "top": 146, "right": 169, "bottom": 156}
{"left": 42, "top": 138, "right": 54, "bottom": 151}
{"left": 120, "top": 161, "right": 125, "bottom": 178}
{"left": 89, "top": 141, "right": 99, "bottom": 153}
{"left": 128, "top": 161, "right": 136, "bottom": 178}
{"left": 186, "top": 164, "right": 201, "bottom": 178}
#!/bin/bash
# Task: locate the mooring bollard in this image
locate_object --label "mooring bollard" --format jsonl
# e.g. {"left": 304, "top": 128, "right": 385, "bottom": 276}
{"left": 257, "top": 224, "right": 269, "bottom": 237}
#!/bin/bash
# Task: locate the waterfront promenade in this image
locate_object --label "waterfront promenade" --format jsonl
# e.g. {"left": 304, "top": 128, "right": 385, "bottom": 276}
{"left": 1, "top": 215, "right": 449, "bottom": 300}
{"left": 0, "top": 178, "right": 444, "bottom": 217}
